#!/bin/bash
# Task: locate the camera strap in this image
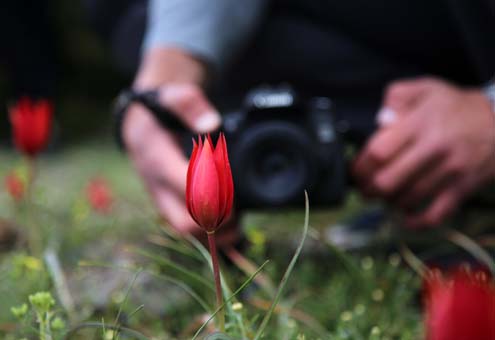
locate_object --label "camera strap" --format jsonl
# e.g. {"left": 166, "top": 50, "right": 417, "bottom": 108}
{"left": 113, "top": 88, "right": 188, "bottom": 149}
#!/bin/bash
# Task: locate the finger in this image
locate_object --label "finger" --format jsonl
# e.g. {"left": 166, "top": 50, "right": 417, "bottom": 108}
{"left": 151, "top": 184, "right": 240, "bottom": 246}
{"left": 132, "top": 125, "right": 189, "bottom": 196}
{"left": 158, "top": 84, "right": 221, "bottom": 133}
{"left": 397, "top": 159, "right": 456, "bottom": 209}
{"left": 369, "top": 139, "right": 446, "bottom": 197}
{"left": 377, "top": 79, "right": 434, "bottom": 127}
{"left": 404, "top": 187, "right": 461, "bottom": 228}
{"left": 356, "top": 77, "right": 438, "bottom": 180}
{"left": 382, "top": 77, "right": 435, "bottom": 112}
{"left": 353, "top": 118, "right": 416, "bottom": 183}
{"left": 150, "top": 184, "right": 203, "bottom": 237}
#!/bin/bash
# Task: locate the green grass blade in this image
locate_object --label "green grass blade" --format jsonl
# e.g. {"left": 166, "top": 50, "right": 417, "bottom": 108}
{"left": 127, "top": 304, "right": 145, "bottom": 320}
{"left": 184, "top": 234, "right": 238, "bottom": 324}
{"left": 63, "top": 322, "right": 151, "bottom": 340}
{"left": 147, "top": 233, "right": 203, "bottom": 261}
{"left": 399, "top": 242, "right": 427, "bottom": 277}
{"left": 173, "top": 232, "right": 250, "bottom": 336}
{"left": 310, "top": 227, "right": 363, "bottom": 280}
{"left": 253, "top": 191, "right": 310, "bottom": 340}
{"left": 79, "top": 261, "right": 212, "bottom": 313}
{"left": 147, "top": 270, "right": 212, "bottom": 313}
{"left": 135, "top": 248, "right": 214, "bottom": 290}
{"left": 101, "top": 318, "right": 106, "bottom": 340}
{"left": 204, "top": 333, "right": 235, "bottom": 340}
{"left": 191, "top": 260, "right": 270, "bottom": 340}
{"left": 112, "top": 268, "right": 142, "bottom": 340}
{"left": 444, "top": 228, "right": 495, "bottom": 275}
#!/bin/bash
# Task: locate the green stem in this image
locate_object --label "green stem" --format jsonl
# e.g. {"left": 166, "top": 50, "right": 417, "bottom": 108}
{"left": 207, "top": 232, "right": 225, "bottom": 332}
{"left": 25, "top": 156, "right": 42, "bottom": 255}
{"left": 46, "top": 312, "right": 53, "bottom": 340}
{"left": 38, "top": 311, "right": 53, "bottom": 340}
{"left": 39, "top": 312, "right": 46, "bottom": 340}
{"left": 26, "top": 156, "right": 36, "bottom": 198}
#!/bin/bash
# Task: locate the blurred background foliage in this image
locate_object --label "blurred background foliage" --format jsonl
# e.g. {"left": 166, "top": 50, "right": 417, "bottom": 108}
{"left": 0, "top": 0, "right": 129, "bottom": 144}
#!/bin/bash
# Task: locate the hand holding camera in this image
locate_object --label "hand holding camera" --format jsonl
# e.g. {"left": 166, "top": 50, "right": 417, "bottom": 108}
{"left": 120, "top": 84, "right": 348, "bottom": 209}
{"left": 354, "top": 78, "right": 495, "bottom": 228}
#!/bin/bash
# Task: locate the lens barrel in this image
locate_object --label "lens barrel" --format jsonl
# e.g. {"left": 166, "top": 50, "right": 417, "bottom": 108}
{"left": 230, "top": 121, "right": 317, "bottom": 207}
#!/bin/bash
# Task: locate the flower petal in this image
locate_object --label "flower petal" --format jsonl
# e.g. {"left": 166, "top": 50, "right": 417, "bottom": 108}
{"left": 189, "top": 135, "right": 220, "bottom": 231}
{"left": 424, "top": 269, "right": 495, "bottom": 340}
{"left": 186, "top": 138, "right": 199, "bottom": 218}
{"left": 8, "top": 97, "right": 52, "bottom": 156}
{"left": 213, "top": 133, "right": 234, "bottom": 225}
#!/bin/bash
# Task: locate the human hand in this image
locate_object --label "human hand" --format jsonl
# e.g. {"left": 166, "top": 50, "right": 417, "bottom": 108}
{"left": 354, "top": 77, "right": 495, "bottom": 227}
{"left": 122, "top": 48, "right": 240, "bottom": 246}
{"left": 123, "top": 83, "right": 225, "bottom": 237}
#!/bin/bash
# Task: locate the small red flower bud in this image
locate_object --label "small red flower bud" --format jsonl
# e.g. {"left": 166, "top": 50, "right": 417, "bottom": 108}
{"left": 9, "top": 97, "right": 53, "bottom": 157}
{"left": 423, "top": 267, "right": 495, "bottom": 340}
{"left": 86, "top": 177, "right": 113, "bottom": 214}
{"left": 4, "top": 172, "right": 25, "bottom": 202}
{"left": 186, "top": 133, "right": 234, "bottom": 233}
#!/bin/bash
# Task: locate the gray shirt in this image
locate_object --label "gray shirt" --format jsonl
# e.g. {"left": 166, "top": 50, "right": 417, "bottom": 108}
{"left": 143, "top": 0, "right": 267, "bottom": 70}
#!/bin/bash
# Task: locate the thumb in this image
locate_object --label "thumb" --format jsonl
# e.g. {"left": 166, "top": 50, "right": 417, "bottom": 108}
{"left": 158, "top": 84, "right": 221, "bottom": 133}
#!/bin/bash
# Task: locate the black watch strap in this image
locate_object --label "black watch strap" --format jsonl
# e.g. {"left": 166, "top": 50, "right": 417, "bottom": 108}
{"left": 113, "top": 88, "right": 188, "bottom": 149}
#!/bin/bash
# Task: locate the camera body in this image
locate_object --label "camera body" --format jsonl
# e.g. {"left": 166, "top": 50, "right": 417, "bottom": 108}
{"left": 118, "top": 84, "right": 349, "bottom": 210}
{"left": 219, "top": 85, "right": 347, "bottom": 209}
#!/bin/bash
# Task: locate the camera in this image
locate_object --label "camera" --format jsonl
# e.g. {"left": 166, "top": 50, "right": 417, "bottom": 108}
{"left": 221, "top": 85, "right": 346, "bottom": 209}
{"left": 115, "top": 84, "right": 348, "bottom": 209}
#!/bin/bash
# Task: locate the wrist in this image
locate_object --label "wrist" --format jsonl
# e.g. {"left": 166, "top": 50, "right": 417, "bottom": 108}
{"left": 134, "top": 47, "right": 208, "bottom": 90}
{"left": 122, "top": 105, "right": 156, "bottom": 151}
{"left": 118, "top": 48, "right": 207, "bottom": 150}
{"left": 115, "top": 87, "right": 193, "bottom": 150}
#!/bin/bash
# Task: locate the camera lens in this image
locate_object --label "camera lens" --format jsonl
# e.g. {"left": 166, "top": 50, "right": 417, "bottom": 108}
{"left": 231, "top": 121, "right": 317, "bottom": 207}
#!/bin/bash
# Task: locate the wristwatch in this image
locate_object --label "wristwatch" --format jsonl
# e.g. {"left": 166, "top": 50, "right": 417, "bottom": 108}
{"left": 113, "top": 88, "right": 187, "bottom": 149}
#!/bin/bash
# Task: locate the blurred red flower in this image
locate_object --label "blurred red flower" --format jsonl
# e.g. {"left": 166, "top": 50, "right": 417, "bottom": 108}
{"left": 9, "top": 97, "right": 53, "bottom": 157}
{"left": 186, "top": 133, "right": 234, "bottom": 233}
{"left": 4, "top": 172, "right": 24, "bottom": 202}
{"left": 424, "top": 267, "right": 495, "bottom": 340}
{"left": 86, "top": 177, "right": 113, "bottom": 214}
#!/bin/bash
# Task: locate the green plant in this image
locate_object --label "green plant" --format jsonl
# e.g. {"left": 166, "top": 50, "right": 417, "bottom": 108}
{"left": 11, "top": 291, "right": 66, "bottom": 340}
{"left": 0, "top": 144, "right": 429, "bottom": 339}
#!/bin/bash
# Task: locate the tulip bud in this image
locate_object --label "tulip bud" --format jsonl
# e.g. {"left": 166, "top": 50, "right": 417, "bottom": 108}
{"left": 424, "top": 268, "right": 495, "bottom": 340}
{"left": 86, "top": 177, "right": 113, "bottom": 214}
{"left": 9, "top": 97, "right": 53, "bottom": 157}
{"left": 186, "top": 133, "right": 234, "bottom": 233}
{"left": 4, "top": 172, "right": 25, "bottom": 202}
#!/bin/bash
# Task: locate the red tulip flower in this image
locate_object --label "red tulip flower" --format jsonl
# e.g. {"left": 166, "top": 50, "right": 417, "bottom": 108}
{"left": 4, "top": 172, "right": 25, "bottom": 202}
{"left": 9, "top": 97, "right": 53, "bottom": 157}
{"left": 86, "top": 177, "right": 113, "bottom": 214}
{"left": 186, "top": 133, "right": 233, "bottom": 331}
{"left": 423, "top": 268, "right": 495, "bottom": 340}
{"left": 186, "top": 133, "right": 234, "bottom": 233}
